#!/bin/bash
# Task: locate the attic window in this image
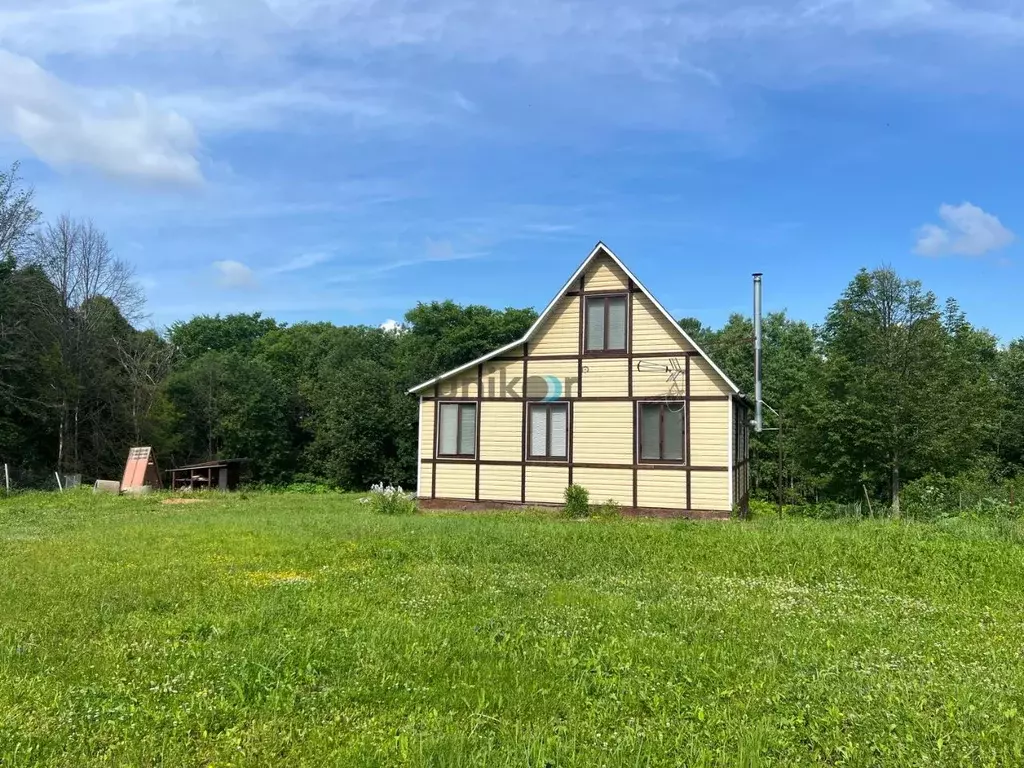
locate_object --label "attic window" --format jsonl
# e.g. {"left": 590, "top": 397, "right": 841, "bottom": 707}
{"left": 585, "top": 295, "right": 627, "bottom": 352}
{"left": 437, "top": 403, "right": 476, "bottom": 458}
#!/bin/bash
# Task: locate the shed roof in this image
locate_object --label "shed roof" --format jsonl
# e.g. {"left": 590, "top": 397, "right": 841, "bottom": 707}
{"left": 168, "top": 458, "right": 248, "bottom": 472}
{"left": 407, "top": 242, "right": 742, "bottom": 396}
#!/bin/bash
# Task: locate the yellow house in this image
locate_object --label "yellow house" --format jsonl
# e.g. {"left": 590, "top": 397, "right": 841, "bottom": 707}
{"left": 408, "top": 243, "right": 751, "bottom": 518}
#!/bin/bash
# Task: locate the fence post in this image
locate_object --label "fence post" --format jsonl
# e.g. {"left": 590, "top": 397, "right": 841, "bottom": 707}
{"left": 3, "top": 463, "right": 8, "bottom": 495}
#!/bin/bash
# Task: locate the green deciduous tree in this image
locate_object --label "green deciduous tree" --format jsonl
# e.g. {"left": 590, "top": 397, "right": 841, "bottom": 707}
{"left": 815, "top": 268, "right": 999, "bottom": 510}
{"left": 168, "top": 313, "right": 279, "bottom": 361}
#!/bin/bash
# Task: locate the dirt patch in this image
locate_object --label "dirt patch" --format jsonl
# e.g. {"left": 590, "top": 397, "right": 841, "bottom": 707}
{"left": 161, "top": 498, "right": 207, "bottom": 505}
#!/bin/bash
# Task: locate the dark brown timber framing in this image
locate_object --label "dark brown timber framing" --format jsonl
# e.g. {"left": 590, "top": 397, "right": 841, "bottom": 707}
{"left": 568, "top": 401, "right": 575, "bottom": 487}
{"left": 431, "top": 385, "right": 439, "bottom": 499}
{"left": 629, "top": 280, "right": 637, "bottom": 507}
{"left": 493, "top": 350, "right": 699, "bottom": 363}
{"left": 685, "top": 354, "right": 692, "bottom": 511}
{"left": 565, "top": 284, "right": 642, "bottom": 298}
{"left": 424, "top": 459, "right": 727, "bottom": 471}
{"left": 423, "top": 395, "right": 729, "bottom": 403}
{"left": 475, "top": 363, "right": 483, "bottom": 501}
{"left": 521, "top": 342, "right": 529, "bottom": 503}
{"left": 576, "top": 273, "right": 585, "bottom": 397}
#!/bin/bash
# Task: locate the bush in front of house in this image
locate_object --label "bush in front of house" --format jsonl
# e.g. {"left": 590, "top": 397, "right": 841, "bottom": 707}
{"left": 563, "top": 484, "right": 590, "bottom": 518}
{"left": 362, "top": 483, "right": 418, "bottom": 515}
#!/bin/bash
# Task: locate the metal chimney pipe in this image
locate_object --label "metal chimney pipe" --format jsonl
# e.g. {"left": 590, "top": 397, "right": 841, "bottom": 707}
{"left": 753, "top": 273, "right": 763, "bottom": 433}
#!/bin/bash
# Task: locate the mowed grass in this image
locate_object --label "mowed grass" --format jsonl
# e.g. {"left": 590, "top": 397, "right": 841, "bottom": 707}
{"left": 1, "top": 494, "right": 1024, "bottom": 767}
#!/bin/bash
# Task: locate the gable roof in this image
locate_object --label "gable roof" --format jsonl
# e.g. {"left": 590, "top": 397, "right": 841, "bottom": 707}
{"left": 407, "top": 242, "right": 741, "bottom": 395}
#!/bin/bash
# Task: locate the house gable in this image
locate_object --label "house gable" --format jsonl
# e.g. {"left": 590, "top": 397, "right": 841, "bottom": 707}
{"left": 409, "top": 243, "right": 740, "bottom": 397}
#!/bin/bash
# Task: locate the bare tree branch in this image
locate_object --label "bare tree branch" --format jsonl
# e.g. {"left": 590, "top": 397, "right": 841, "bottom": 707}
{"left": 0, "top": 162, "right": 41, "bottom": 262}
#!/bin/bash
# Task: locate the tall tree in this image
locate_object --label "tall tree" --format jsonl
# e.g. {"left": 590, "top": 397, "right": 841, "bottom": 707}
{"left": 818, "top": 268, "right": 954, "bottom": 509}
{"left": 26, "top": 215, "right": 143, "bottom": 474}
{"left": 115, "top": 330, "right": 178, "bottom": 445}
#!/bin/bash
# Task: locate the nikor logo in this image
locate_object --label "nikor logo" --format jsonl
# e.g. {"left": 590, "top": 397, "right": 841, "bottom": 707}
{"left": 436, "top": 368, "right": 579, "bottom": 401}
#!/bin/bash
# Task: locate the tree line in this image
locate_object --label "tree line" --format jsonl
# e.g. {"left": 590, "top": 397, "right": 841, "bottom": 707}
{"left": 2, "top": 163, "right": 1021, "bottom": 504}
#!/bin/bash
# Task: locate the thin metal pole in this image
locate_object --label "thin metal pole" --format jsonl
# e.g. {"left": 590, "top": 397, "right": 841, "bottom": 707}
{"left": 753, "top": 273, "right": 763, "bottom": 433}
{"left": 3, "top": 463, "right": 9, "bottom": 494}
{"left": 55, "top": 471, "right": 63, "bottom": 493}
{"left": 777, "top": 416, "right": 783, "bottom": 518}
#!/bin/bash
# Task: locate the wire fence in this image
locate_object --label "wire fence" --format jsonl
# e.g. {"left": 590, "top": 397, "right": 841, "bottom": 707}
{"left": 1, "top": 465, "right": 83, "bottom": 495}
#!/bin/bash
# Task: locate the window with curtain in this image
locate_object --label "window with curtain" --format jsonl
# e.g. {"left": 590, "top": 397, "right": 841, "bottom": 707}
{"left": 438, "top": 403, "right": 477, "bottom": 457}
{"left": 638, "top": 403, "right": 685, "bottom": 462}
{"left": 585, "top": 295, "right": 627, "bottom": 352}
{"left": 529, "top": 403, "right": 568, "bottom": 459}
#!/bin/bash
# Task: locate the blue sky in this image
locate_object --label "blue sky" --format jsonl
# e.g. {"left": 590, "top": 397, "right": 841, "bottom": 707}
{"left": 1, "top": 0, "right": 1021, "bottom": 340}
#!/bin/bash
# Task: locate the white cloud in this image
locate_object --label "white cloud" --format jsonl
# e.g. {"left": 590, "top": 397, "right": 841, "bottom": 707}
{"left": 267, "top": 252, "right": 332, "bottom": 274}
{"left": 0, "top": 49, "right": 202, "bottom": 185}
{"left": 380, "top": 318, "right": 404, "bottom": 333}
{"left": 914, "top": 202, "right": 1015, "bottom": 257}
{"left": 157, "top": 80, "right": 451, "bottom": 135}
{"left": 213, "top": 259, "right": 257, "bottom": 288}
{"left": 6, "top": 1, "right": 1024, "bottom": 85}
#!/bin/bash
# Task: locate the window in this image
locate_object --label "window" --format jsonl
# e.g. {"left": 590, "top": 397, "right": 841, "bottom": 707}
{"left": 638, "top": 403, "right": 685, "bottom": 462}
{"left": 585, "top": 295, "right": 627, "bottom": 352}
{"left": 529, "top": 403, "right": 568, "bottom": 460}
{"left": 438, "top": 403, "right": 476, "bottom": 457}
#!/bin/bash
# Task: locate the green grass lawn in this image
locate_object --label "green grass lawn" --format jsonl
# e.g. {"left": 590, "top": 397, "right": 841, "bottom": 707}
{"left": 1, "top": 492, "right": 1023, "bottom": 767}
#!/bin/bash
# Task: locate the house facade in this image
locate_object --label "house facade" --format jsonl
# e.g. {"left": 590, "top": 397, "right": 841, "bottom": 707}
{"left": 409, "top": 243, "right": 751, "bottom": 518}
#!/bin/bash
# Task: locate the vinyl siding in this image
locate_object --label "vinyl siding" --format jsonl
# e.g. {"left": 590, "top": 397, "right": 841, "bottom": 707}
{"left": 572, "top": 467, "right": 632, "bottom": 506}
{"left": 583, "top": 255, "right": 629, "bottom": 291}
{"left": 690, "top": 400, "right": 729, "bottom": 466}
{"left": 632, "top": 365, "right": 687, "bottom": 398}
{"left": 690, "top": 356, "right": 731, "bottom": 397}
{"left": 482, "top": 359, "right": 525, "bottom": 399}
{"left": 419, "top": 401, "right": 434, "bottom": 498}
{"left": 530, "top": 296, "right": 579, "bottom": 355}
{"left": 527, "top": 359, "right": 579, "bottom": 398}
{"left": 434, "top": 463, "right": 476, "bottom": 500}
{"left": 632, "top": 292, "right": 694, "bottom": 355}
{"left": 690, "top": 471, "right": 730, "bottom": 511}
{"left": 479, "top": 465, "right": 521, "bottom": 502}
{"left": 526, "top": 465, "right": 569, "bottom": 504}
{"left": 637, "top": 470, "right": 686, "bottom": 509}
{"left": 479, "top": 401, "right": 523, "bottom": 462}
{"left": 419, "top": 399, "right": 435, "bottom": 460}
{"left": 581, "top": 358, "right": 628, "bottom": 397}
{"left": 437, "top": 368, "right": 479, "bottom": 398}
{"left": 572, "top": 401, "right": 633, "bottom": 464}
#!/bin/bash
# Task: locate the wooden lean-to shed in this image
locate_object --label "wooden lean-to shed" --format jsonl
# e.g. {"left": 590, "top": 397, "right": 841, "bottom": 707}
{"left": 408, "top": 243, "right": 752, "bottom": 518}
{"left": 167, "top": 459, "right": 247, "bottom": 491}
